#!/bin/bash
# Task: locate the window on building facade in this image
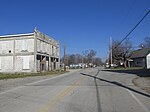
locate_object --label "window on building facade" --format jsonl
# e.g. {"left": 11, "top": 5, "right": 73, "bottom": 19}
{"left": 23, "top": 56, "right": 30, "bottom": 69}
{"left": 40, "top": 41, "right": 43, "bottom": 52}
{"left": 37, "top": 40, "right": 40, "bottom": 52}
{"left": 21, "top": 40, "right": 28, "bottom": 51}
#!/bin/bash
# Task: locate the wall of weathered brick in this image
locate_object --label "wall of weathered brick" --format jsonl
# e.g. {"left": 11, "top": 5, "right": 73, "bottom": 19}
{"left": 0, "top": 34, "right": 35, "bottom": 73}
{"left": 0, "top": 56, "right": 13, "bottom": 72}
{"left": 37, "top": 39, "right": 50, "bottom": 54}
{"left": 0, "top": 30, "right": 60, "bottom": 73}
{"left": 36, "top": 30, "right": 60, "bottom": 70}
{"left": 15, "top": 55, "right": 35, "bottom": 72}
{"left": 15, "top": 39, "right": 34, "bottom": 53}
{"left": 0, "top": 40, "right": 14, "bottom": 54}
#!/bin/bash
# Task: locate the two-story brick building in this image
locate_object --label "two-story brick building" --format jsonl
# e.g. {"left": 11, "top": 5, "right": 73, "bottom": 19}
{"left": 0, "top": 28, "right": 60, "bottom": 73}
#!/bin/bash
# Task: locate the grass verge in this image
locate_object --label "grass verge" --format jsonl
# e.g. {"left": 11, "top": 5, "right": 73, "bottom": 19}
{"left": 107, "top": 67, "right": 143, "bottom": 70}
{"left": 104, "top": 67, "right": 150, "bottom": 77}
{"left": 0, "top": 70, "right": 69, "bottom": 80}
{"left": 132, "top": 77, "right": 150, "bottom": 94}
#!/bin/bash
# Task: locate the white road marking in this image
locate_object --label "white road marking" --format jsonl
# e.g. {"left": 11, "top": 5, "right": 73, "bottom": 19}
{"left": 0, "top": 86, "right": 24, "bottom": 95}
{"left": 127, "top": 89, "right": 149, "bottom": 112}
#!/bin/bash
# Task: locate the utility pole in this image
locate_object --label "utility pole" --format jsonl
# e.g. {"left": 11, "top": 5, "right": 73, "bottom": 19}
{"left": 64, "top": 45, "right": 66, "bottom": 71}
{"left": 109, "top": 37, "right": 112, "bottom": 66}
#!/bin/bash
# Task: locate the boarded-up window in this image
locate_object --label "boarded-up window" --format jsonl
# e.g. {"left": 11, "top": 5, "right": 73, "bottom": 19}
{"left": 43, "top": 43, "right": 46, "bottom": 52}
{"left": 22, "top": 40, "right": 27, "bottom": 51}
{"left": 40, "top": 41, "right": 43, "bottom": 51}
{"left": 0, "top": 57, "right": 1, "bottom": 69}
{"left": 23, "top": 56, "right": 30, "bottom": 69}
{"left": 36, "top": 60, "right": 40, "bottom": 72}
{"left": 46, "top": 61, "right": 49, "bottom": 71}
{"left": 37, "top": 40, "right": 40, "bottom": 52}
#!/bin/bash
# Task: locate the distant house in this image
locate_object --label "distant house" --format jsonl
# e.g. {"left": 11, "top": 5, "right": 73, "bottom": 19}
{"left": 130, "top": 48, "right": 150, "bottom": 69}
{"left": 0, "top": 28, "right": 60, "bottom": 73}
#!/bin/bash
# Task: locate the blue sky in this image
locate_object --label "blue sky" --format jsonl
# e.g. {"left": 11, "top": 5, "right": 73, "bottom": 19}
{"left": 0, "top": 0, "right": 150, "bottom": 61}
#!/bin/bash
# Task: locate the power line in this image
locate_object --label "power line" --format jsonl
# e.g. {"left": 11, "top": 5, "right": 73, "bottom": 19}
{"left": 113, "top": 10, "right": 150, "bottom": 51}
{"left": 115, "top": 0, "right": 136, "bottom": 33}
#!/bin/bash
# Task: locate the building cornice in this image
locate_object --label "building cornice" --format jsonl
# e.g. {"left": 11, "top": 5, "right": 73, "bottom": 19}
{"left": 0, "top": 33, "right": 34, "bottom": 38}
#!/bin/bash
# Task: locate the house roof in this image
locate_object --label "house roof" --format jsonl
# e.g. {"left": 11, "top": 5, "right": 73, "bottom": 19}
{"left": 130, "top": 48, "right": 150, "bottom": 59}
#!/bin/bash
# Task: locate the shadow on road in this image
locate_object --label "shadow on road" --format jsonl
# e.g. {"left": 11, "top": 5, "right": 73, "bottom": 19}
{"left": 80, "top": 70, "right": 150, "bottom": 99}
{"left": 94, "top": 69, "right": 102, "bottom": 112}
{"left": 102, "top": 69, "right": 150, "bottom": 77}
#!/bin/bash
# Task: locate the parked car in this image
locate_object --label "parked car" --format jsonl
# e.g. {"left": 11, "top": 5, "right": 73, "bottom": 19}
{"left": 110, "top": 64, "right": 118, "bottom": 68}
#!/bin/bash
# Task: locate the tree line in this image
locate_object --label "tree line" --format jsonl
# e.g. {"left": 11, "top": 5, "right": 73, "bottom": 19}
{"left": 61, "top": 49, "right": 103, "bottom": 66}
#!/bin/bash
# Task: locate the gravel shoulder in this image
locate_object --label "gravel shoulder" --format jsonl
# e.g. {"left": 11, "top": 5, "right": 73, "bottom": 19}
{"left": 0, "top": 69, "right": 82, "bottom": 93}
{"left": 132, "top": 77, "right": 150, "bottom": 94}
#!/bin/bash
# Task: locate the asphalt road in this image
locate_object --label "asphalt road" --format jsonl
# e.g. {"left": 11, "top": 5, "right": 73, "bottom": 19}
{"left": 0, "top": 68, "right": 150, "bottom": 112}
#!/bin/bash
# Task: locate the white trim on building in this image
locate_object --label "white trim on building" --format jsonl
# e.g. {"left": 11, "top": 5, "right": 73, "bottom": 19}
{"left": 146, "top": 53, "right": 150, "bottom": 69}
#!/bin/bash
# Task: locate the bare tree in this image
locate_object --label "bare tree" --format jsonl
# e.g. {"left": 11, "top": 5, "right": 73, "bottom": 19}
{"left": 82, "top": 50, "right": 89, "bottom": 63}
{"left": 68, "top": 54, "right": 76, "bottom": 65}
{"left": 123, "top": 39, "right": 133, "bottom": 67}
{"left": 64, "top": 54, "right": 83, "bottom": 66}
{"left": 93, "top": 57, "right": 103, "bottom": 66}
{"left": 87, "top": 50, "right": 97, "bottom": 63}
{"left": 143, "top": 37, "right": 150, "bottom": 48}
{"left": 112, "top": 39, "right": 132, "bottom": 68}
{"left": 62, "top": 49, "right": 101, "bottom": 67}
{"left": 112, "top": 40, "right": 123, "bottom": 64}
{"left": 76, "top": 54, "right": 82, "bottom": 63}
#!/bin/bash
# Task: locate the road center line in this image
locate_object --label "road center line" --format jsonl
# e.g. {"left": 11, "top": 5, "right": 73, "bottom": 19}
{"left": 38, "top": 76, "right": 86, "bottom": 112}
{"left": 127, "top": 89, "right": 149, "bottom": 112}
